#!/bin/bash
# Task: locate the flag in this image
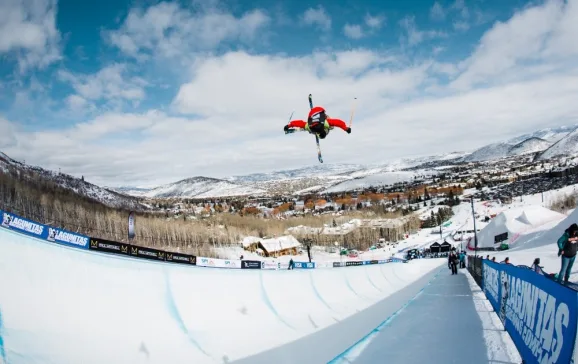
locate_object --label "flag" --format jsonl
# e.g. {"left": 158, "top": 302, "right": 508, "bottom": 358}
{"left": 128, "top": 211, "right": 135, "bottom": 240}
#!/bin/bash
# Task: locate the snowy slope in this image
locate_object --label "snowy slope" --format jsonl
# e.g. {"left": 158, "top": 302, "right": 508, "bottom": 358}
{"left": 141, "top": 176, "right": 267, "bottom": 199}
{"left": 0, "top": 225, "right": 445, "bottom": 364}
{"left": 463, "top": 142, "right": 514, "bottom": 162}
{"left": 0, "top": 151, "right": 146, "bottom": 210}
{"left": 507, "top": 124, "right": 577, "bottom": 145}
{"left": 323, "top": 171, "right": 427, "bottom": 193}
{"left": 536, "top": 127, "right": 578, "bottom": 160}
{"left": 506, "top": 137, "right": 551, "bottom": 156}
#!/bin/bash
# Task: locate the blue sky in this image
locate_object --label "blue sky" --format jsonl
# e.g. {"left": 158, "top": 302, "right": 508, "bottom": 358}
{"left": 0, "top": 0, "right": 577, "bottom": 187}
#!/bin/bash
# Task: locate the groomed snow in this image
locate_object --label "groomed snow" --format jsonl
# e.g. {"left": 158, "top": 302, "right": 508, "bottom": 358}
{"left": 0, "top": 226, "right": 444, "bottom": 364}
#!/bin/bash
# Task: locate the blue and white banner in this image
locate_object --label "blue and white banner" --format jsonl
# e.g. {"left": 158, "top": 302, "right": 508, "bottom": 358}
{"left": 482, "top": 260, "right": 578, "bottom": 364}
{"left": 1, "top": 211, "right": 45, "bottom": 238}
{"left": 293, "top": 262, "right": 315, "bottom": 269}
{"left": 46, "top": 226, "right": 89, "bottom": 249}
{"left": 1, "top": 210, "right": 89, "bottom": 250}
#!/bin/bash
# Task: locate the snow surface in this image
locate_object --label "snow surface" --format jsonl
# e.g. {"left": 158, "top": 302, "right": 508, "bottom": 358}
{"left": 0, "top": 226, "right": 447, "bottom": 364}
{"left": 475, "top": 205, "right": 566, "bottom": 249}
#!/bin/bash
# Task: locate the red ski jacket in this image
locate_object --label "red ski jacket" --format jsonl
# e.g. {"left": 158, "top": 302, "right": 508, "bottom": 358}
{"left": 287, "top": 107, "right": 348, "bottom": 131}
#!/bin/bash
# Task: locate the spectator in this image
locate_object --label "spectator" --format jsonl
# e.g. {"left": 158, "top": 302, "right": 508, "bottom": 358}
{"left": 491, "top": 257, "right": 496, "bottom": 262}
{"left": 486, "top": 255, "right": 490, "bottom": 260}
{"left": 531, "top": 258, "right": 545, "bottom": 275}
{"left": 557, "top": 223, "right": 578, "bottom": 284}
{"left": 449, "top": 251, "right": 458, "bottom": 275}
{"left": 501, "top": 257, "right": 510, "bottom": 264}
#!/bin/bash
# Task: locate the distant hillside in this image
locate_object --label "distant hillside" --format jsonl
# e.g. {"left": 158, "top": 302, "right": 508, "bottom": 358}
{"left": 463, "top": 142, "right": 514, "bottom": 162}
{"left": 507, "top": 137, "right": 551, "bottom": 156}
{"left": 0, "top": 151, "right": 146, "bottom": 211}
{"left": 537, "top": 127, "right": 578, "bottom": 161}
{"left": 140, "top": 176, "right": 268, "bottom": 199}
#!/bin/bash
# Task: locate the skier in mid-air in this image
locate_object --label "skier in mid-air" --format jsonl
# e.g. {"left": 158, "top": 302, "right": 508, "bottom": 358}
{"left": 283, "top": 106, "right": 351, "bottom": 139}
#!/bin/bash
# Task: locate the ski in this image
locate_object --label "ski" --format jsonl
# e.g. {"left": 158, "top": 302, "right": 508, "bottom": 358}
{"left": 308, "top": 94, "right": 323, "bottom": 163}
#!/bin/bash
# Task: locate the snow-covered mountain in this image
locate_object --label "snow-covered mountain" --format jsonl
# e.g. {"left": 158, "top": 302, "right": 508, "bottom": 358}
{"left": 507, "top": 137, "right": 551, "bottom": 156}
{"left": 463, "top": 136, "right": 553, "bottom": 162}
{"left": 4, "top": 123, "right": 578, "bottom": 202}
{"left": 463, "top": 142, "right": 513, "bottom": 162}
{"left": 0, "top": 151, "right": 147, "bottom": 210}
{"left": 536, "top": 128, "right": 578, "bottom": 161}
{"left": 140, "top": 177, "right": 268, "bottom": 199}
{"left": 506, "top": 125, "right": 577, "bottom": 145}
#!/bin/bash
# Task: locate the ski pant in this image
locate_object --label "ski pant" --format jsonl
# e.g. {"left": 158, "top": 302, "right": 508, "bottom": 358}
{"left": 451, "top": 263, "right": 457, "bottom": 275}
{"left": 558, "top": 255, "right": 576, "bottom": 283}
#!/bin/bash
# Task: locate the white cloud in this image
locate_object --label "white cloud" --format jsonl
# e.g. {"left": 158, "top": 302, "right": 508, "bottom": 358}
{"left": 365, "top": 14, "right": 386, "bottom": 29}
{"left": 58, "top": 64, "right": 149, "bottom": 103}
{"left": 399, "top": 16, "right": 447, "bottom": 46}
{"left": 451, "top": 0, "right": 576, "bottom": 89}
{"left": 430, "top": 2, "right": 446, "bottom": 21}
{"left": 343, "top": 24, "right": 364, "bottom": 39}
{"left": 105, "top": 1, "right": 271, "bottom": 61}
{"left": 2, "top": 0, "right": 578, "bottom": 187}
{"left": 301, "top": 5, "right": 331, "bottom": 31}
{"left": 0, "top": 0, "right": 61, "bottom": 72}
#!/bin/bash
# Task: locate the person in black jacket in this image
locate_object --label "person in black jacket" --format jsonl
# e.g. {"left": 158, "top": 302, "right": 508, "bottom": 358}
{"left": 449, "top": 251, "right": 458, "bottom": 275}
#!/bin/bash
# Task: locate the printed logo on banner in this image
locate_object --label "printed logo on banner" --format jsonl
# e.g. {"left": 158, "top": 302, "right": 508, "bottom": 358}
{"left": 241, "top": 260, "right": 261, "bottom": 269}
{"left": 261, "top": 260, "right": 278, "bottom": 270}
{"left": 482, "top": 260, "right": 578, "bottom": 364}
{"left": 345, "top": 261, "right": 363, "bottom": 267}
{"left": 46, "top": 227, "right": 89, "bottom": 248}
{"left": 482, "top": 262, "right": 500, "bottom": 310}
{"left": 2, "top": 212, "right": 44, "bottom": 237}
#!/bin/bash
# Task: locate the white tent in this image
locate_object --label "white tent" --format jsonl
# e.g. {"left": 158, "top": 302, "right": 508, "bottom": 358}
{"left": 476, "top": 205, "right": 566, "bottom": 249}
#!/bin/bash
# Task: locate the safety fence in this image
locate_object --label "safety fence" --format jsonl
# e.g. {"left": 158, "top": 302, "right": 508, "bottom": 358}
{"left": 0, "top": 209, "right": 407, "bottom": 271}
{"left": 468, "top": 255, "right": 578, "bottom": 364}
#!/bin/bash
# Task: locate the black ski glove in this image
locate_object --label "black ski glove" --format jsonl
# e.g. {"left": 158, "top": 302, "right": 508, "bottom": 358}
{"left": 346, "top": 127, "right": 351, "bottom": 134}
{"left": 284, "top": 125, "right": 289, "bottom": 133}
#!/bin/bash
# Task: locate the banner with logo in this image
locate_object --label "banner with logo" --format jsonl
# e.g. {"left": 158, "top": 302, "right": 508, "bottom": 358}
{"left": 89, "top": 238, "right": 131, "bottom": 256}
{"left": 196, "top": 257, "right": 241, "bottom": 269}
{"left": 482, "top": 260, "right": 578, "bottom": 364}
{"left": 1, "top": 211, "right": 45, "bottom": 239}
{"left": 166, "top": 252, "right": 196, "bottom": 265}
{"left": 241, "top": 260, "right": 261, "bottom": 269}
{"left": 128, "top": 211, "right": 135, "bottom": 240}
{"left": 362, "top": 260, "right": 379, "bottom": 265}
{"left": 261, "top": 259, "right": 279, "bottom": 270}
{"left": 333, "top": 262, "right": 346, "bottom": 268}
{"left": 46, "top": 226, "right": 89, "bottom": 249}
{"left": 129, "top": 245, "right": 166, "bottom": 262}
{"left": 293, "top": 262, "right": 316, "bottom": 269}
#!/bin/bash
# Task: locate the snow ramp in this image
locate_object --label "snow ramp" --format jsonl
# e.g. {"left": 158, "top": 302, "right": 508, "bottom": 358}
{"left": 0, "top": 226, "right": 448, "bottom": 364}
{"left": 475, "top": 205, "right": 565, "bottom": 249}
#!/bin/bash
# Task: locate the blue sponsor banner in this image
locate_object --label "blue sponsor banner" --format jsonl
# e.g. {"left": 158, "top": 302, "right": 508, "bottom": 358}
{"left": 1, "top": 210, "right": 46, "bottom": 239}
{"left": 1, "top": 210, "right": 89, "bottom": 250}
{"left": 482, "top": 260, "right": 578, "bottom": 364}
{"left": 46, "top": 226, "right": 89, "bottom": 249}
{"left": 293, "top": 262, "right": 315, "bottom": 269}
